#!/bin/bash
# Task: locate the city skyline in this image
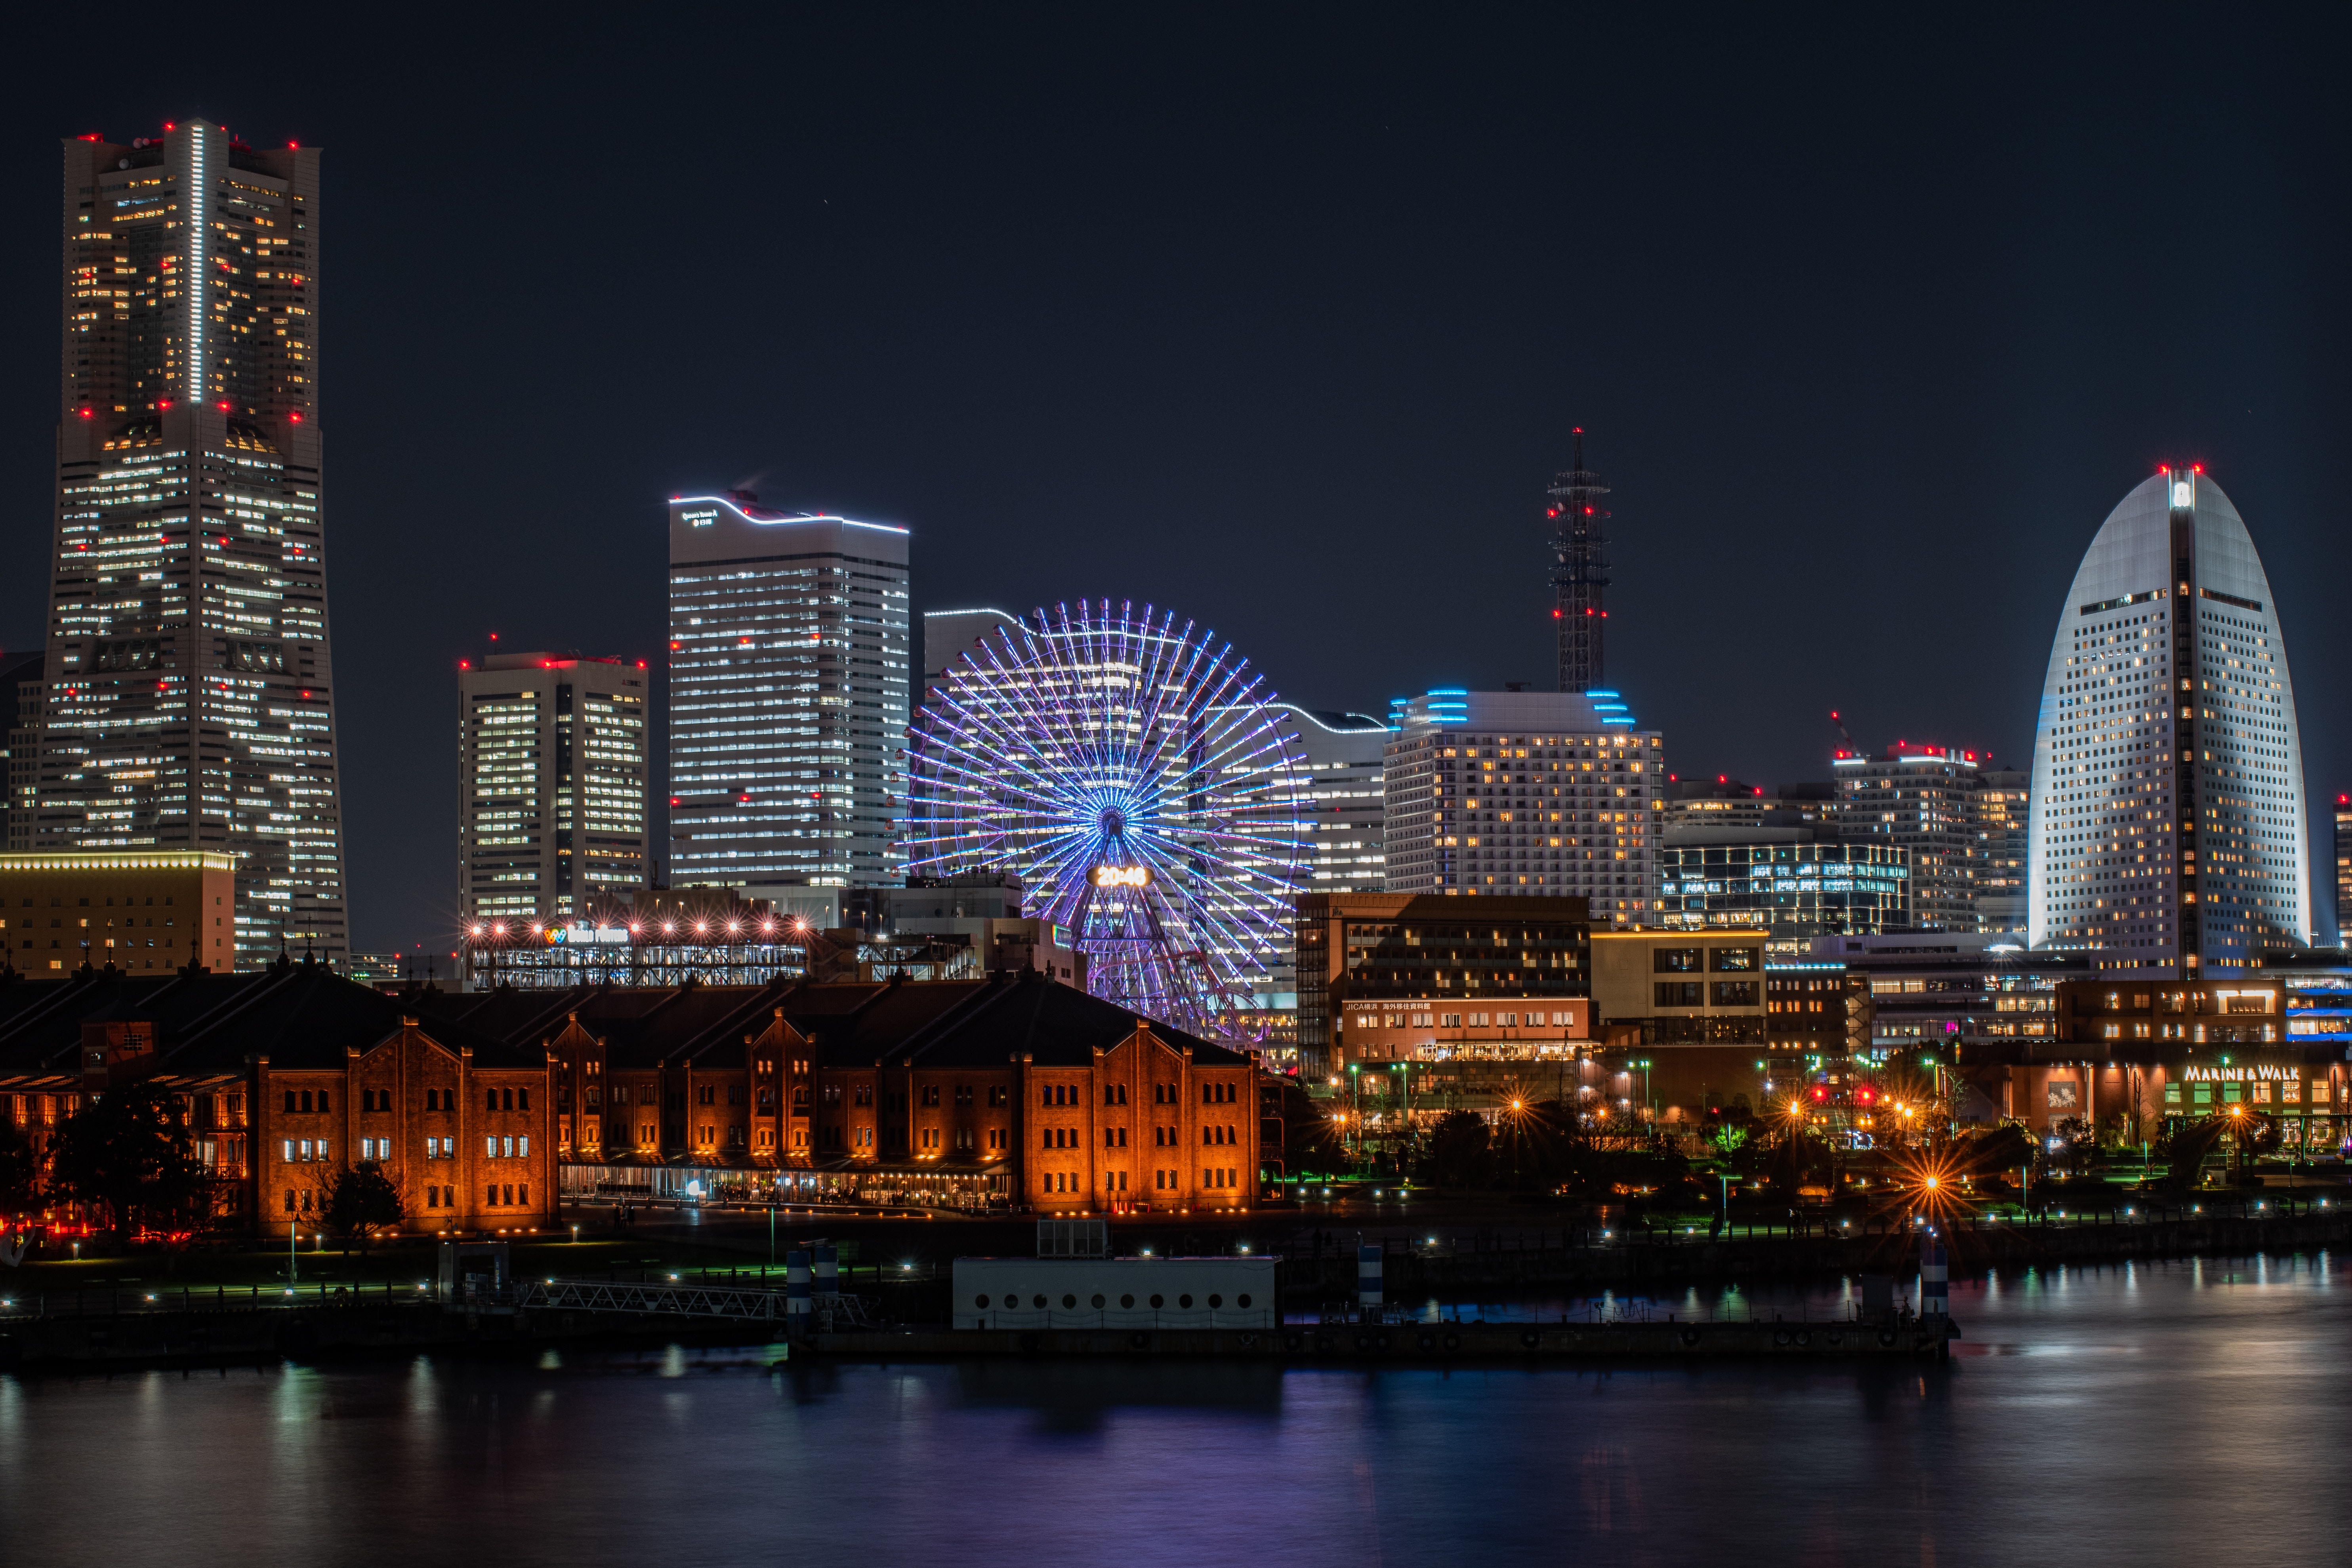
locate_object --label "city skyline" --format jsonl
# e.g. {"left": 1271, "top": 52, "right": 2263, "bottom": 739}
{"left": 0, "top": 13, "right": 2346, "bottom": 955}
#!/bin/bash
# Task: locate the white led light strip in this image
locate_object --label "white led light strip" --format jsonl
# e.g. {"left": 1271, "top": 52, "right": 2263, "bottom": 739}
{"left": 186, "top": 124, "right": 207, "bottom": 402}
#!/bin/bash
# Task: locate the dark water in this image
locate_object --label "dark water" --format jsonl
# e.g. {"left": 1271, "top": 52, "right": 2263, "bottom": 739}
{"left": 4, "top": 1253, "right": 2346, "bottom": 1567}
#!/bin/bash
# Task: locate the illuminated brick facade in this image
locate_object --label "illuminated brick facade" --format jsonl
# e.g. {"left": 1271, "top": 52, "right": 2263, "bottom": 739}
{"left": 0, "top": 962, "right": 1258, "bottom": 1232}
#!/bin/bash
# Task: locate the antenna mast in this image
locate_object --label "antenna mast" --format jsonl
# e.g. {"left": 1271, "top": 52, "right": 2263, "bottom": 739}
{"left": 1548, "top": 429, "right": 1612, "bottom": 693}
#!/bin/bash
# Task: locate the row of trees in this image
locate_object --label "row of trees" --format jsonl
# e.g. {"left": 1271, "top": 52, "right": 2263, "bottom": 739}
{"left": 0, "top": 1082, "right": 405, "bottom": 1248}
{"left": 1412, "top": 1102, "right": 1694, "bottom": 1198}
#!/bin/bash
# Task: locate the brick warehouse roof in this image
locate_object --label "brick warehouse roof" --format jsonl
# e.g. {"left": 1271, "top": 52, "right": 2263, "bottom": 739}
{"left": 419, "top": 969, "right": 1252, "bottom": 1072}
{"left": 0, "top": 963, "right": 1255, "bottom": 1084}
{"left": 0, "top": 956, "right": 525, "bottom": 1078}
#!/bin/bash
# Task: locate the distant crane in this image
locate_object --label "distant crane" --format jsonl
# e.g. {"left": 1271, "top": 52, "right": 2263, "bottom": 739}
{"left": 1829, "top": 710, "right": 1859, "bottom": 759}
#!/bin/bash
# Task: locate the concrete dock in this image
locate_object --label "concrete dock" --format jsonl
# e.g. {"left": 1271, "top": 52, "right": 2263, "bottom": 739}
{"left": 815, "top": 1316, "right": 1957, "bottom": 1361}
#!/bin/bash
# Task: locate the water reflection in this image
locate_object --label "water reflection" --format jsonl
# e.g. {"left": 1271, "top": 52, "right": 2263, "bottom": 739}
{"left": 0, "top": 1251, "right": 2347, "bottom": 1566}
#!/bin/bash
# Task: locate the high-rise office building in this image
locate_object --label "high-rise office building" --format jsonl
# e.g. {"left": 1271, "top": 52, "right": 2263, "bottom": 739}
{"left": 1833, "top": 744, "right": 1989, "bottom": 932}
{"left": 1384, "top": 689, "right": 1663, "bottom": 925}
{"left": 2, "top": 652, "right": 40, "bottom": 853}
{"left": 2029, "top": 467, "right": 2311, "bottom": 973}
{"left": 668, "top": 492, "right": 910, "bottom": 891}
{"left": 1547, "top": 431, "right": 1611, "bottom": 695}
{"left": 458, "top": 650, "right": 649, "bottom": 928}
{"left": 1661, "top": 777, "right": 1836, "bottom": 836}
{"left": 40, "top": 120, "right": 347, "bottom": 966}
{"left": 1270, "top": 704, "right": 1389, "bottom": 891}
{"left": 921, "top": 607, "right": 1022, "bottom": 700}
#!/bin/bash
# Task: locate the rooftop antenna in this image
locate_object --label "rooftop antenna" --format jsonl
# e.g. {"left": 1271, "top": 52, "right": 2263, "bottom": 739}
{"left": 1547, "top": 428, "right": 1612, "bottom": 694}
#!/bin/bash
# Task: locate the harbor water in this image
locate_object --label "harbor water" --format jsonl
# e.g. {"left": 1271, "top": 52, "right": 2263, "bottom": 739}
{"left": 1, "top": 1251, "right": 2344, "bottom": 1566}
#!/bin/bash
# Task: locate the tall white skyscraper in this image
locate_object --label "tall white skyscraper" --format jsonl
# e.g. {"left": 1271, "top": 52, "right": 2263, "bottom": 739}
{"left": 2029, "top": 467, "right": 2310, "bottom": 974}
{"left": 667, "top": 493, "right": 910, "bottom": 890}
{"left": 41, "top": 119, "right": 347, "bottom": 966}
{"left": 1268, "top": 704, "right": 1388, "bottom": 891}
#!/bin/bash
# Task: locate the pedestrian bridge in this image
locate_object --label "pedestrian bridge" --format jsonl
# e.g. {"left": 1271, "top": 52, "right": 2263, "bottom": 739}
{"left": 510, "top": 1278, "right": 875, "bottom": 1327}
{"left": 514, "top": 1279, "right": 784, "bottom": 1320}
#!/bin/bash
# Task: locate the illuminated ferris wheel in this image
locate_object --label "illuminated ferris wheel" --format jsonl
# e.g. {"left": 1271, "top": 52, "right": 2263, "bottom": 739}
{"left": 903, "top": 601, "right": 1310, "bottom": 1037}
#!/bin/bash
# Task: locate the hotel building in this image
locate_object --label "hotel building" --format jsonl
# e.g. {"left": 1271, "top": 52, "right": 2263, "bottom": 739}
{"left": 2028, "top": 468, "right": 2311, "bottom": 973}
{"left": 1382, "top": 689, "right": 1663, "bottom": 925}
{"left": 668, "top": 493, "right": 911, "bottom": 891}
{"left": 39, "top": 120, "right": 348, "bottom": 967}
{"left": 458, "top": 651, "right": 649, "bottom": 928}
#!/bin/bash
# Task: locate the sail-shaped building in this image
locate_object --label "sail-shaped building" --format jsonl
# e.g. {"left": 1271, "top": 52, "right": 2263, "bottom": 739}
{"left": 2029, "top": 468, "right": 2311, "bottom": 975}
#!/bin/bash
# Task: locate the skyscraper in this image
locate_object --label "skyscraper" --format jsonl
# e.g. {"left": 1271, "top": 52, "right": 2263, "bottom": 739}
{"left": 41, "top": 120, "right": 347, "bottom": 966}
{"left": 668, "top": 492, "right": 910, "bottom": 891}
{"left": 1268, "top": 704, "right": 1389, "bottom": 892}
{"left": 1548, "top": 430, "right": 1610, "bottom": 694}
{"left": 2029, "top": 467, "right": 2310, "bottom": 973}
{"left": 1384, "top": 689, "right": 1663, "bottom": 924}
{"left": 1832, "top": 744, "right": 1990, "bottom": 931}
{"left": 458, "top": 650, "right": 649, "bottom": 928}
{"left": 2, "top": 651, "right": 40, "bottom": 853}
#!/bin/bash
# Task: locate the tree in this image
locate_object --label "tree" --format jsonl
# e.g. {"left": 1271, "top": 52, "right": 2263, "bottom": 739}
{"left": 323, "top": 1162, "right": 404, "bottom": 1249}
{"left": 1957, "top": 1123, "right": 2033, "bottom": 1181}
{"left": 0, "top": 1116, "right": 38, "bottom": 1220}
{"left": 1415, "top": 1109, "right": 1494, "bottom": 1189}
{"left": 1277, "top": 1079, "right": 1346, "bottom": 1177}
{"left": 2160, "top": 1118, "right": 2226, "bottom": 1193}
{"left": 47, "top": 1082, "right": 209, "bottom": 1238}
{"left": 2037, "top": 1116, "right": 2098, "bottom": 1180}
{"left": 2242, "top": 1114, "right": 2284, "bottom": 1162}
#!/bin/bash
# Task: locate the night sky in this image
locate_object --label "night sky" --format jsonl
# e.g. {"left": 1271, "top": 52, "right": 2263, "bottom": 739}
{"left": 3, "top": 10, "right": 2347, "bottom": 954}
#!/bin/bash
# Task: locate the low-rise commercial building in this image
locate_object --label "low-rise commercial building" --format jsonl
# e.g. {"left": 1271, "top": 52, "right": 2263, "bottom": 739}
{"left": 1657, "top": 832, "right": 1909, "bottom": 939}
{"left": 0, "top": 850, "right": 237, "bottom": 975}
{"left": 1293, "top": 892, "right": 1591, "bottom": 1079}
{"left": 1590, "top": 929, "right": 1770, "bottom": 1045}
{"left": 1954, "top": 973, "right": 2345, "bottom": 1147}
